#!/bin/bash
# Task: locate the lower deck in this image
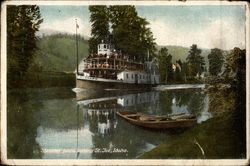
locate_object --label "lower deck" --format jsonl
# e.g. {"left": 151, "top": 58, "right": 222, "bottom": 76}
{"left": 76, "top": 77, "right": 156, "bottom": 90}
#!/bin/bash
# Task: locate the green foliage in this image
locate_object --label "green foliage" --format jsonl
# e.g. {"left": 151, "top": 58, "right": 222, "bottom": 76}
{"left": 89, "top": 6, "right": 110, "bottom": 53}
{"left": 155, "top": 45, "right": 212, "bottom": 84}
{"left": 157, "top": 47, "right": 173, "bottom": 84}
{"left": 186, "top": 44, "right": 205, "bottom": 77}
{"left": 109, "top": 5, "right": 156, "bottom": 61}
{"left": 156, "top": 45, "right": 206, "bottom": 84}
{"left": 7, "top": 5, "right": 43, "bottom": 87}
{"left": 204, "top": 47, "right": 246, "bottom": 158}
{"left": 156, "top": 45, "right": 210, "bottom": 66}
{"left": 223, "top": 47, "right": 246, "bottom": 119}
{"left": 88, "top": 5, "right": 156, "bottom": 61}
{"left": 34, "top": 34, "right": 89, "bottom": 72}
{"left": 139, "top": 112, "right": 245, "bottom": 159}
{"left": 7, "top": 33, "right": 87, "bottom": 88}
{"left": 223, "top": 48, "right": 246, "bottom": 79}
{"left": 208, "top": 48, "right": 224, "bottom": 76}
{"left": 173, "top": 59, "right": 183, "bottom": 83}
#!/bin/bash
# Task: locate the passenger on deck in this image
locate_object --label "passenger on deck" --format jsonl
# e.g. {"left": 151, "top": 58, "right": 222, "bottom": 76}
{"left": 103, "top": 62, "right": 109, "bottom": 68}
{"left": 111, "top": 54, "right": 115, "bottom": 58}
{"left": 96, "top": 63, "right": 101, "bottom": 68}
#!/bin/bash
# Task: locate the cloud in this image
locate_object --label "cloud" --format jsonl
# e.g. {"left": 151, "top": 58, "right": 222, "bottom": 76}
{"left": 149, "top": 18, "right": 245, "bottom": 50}
{"left": 39, "top": 16, "right": 91, "bottom": 38}
{"left": 39, "top": 16, "right": 245, "bottom": 50}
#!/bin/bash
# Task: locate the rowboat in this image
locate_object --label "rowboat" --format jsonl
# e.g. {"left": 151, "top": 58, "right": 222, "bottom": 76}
{"left": 116, "top": 111, "right": 197, "bottom": 129}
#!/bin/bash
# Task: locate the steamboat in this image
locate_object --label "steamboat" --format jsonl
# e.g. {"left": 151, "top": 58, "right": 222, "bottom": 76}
{"left": 76, "top": 41, "right": 160, "bottom": 89}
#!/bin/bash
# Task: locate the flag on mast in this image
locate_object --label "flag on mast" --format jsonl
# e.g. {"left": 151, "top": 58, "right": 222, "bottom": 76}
{"left": 75, "top": 18, "right": 79, "bottom": 29}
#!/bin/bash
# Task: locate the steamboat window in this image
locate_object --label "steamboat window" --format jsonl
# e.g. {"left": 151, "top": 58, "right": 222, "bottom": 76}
{"left": 131, "top": 74, "right": 133, "bottom": 79}
{"left": 104, "top": 45, "right": 106, "bottom": 49}
{"left": 126, "top": 73, "right": 129, "bottom": 79}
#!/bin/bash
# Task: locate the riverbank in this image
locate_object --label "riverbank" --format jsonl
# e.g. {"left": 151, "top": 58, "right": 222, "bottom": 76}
{"left": 139, "top": 85, "right": 246, "bottom": 159}
{"left": 7, "top": 71, "right": 75, "bottom": 89}
{"left": 139, "top": 111, "right": 245, "bottom": 159}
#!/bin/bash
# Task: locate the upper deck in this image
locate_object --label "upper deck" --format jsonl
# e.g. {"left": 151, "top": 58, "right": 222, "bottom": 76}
{"left": 82, "top": 53, "right": 146, "bottom": 72}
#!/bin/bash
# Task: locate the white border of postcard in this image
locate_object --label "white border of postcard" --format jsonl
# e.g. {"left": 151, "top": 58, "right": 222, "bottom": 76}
{"left": 1, "top": 0, "right": 249, "bottom": 165}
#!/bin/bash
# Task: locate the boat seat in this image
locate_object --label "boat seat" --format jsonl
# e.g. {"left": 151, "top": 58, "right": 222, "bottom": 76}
{"left": 139, "top": 116, "right": 157, "bottom": 121}
{"left": 126, "top": 115, "right": 140, "bottom": 119}
{"left": 140, "top": 116, "right": 172, "bottom": 121}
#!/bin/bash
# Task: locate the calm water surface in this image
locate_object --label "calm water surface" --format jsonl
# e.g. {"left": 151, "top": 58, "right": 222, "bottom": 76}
{"left": 7, "top": 86, "right": 211, "bottom": 159}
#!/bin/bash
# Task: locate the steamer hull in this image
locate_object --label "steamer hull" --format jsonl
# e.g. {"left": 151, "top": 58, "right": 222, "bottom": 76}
{"left": 76, "top": 78, "right": 155, "bottom": 90}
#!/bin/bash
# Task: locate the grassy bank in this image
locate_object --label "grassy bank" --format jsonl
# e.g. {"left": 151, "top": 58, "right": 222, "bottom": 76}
{"left": 8, "top": 71, "right": 75, "bottom": 89}
{"left": 139, "top": 111, "right": 245, "bottom": 159}
{"left": 139, "top": 85, "right": 246, "bottom": 159}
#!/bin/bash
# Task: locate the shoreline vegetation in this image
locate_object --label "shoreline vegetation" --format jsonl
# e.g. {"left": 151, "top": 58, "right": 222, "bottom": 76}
{"left": 7, "top": 71, "right": 75, "bottom": 89}
{"left": 139, "top": 48, "right": 246, "bottom": 159}
{"left": 139, "top": 86, "right": 246, "bottom": 159}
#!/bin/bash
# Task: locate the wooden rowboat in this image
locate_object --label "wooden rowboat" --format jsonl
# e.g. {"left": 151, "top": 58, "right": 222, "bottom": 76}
{"left": 116, "top": 111, "right": 197, "bottom": 129}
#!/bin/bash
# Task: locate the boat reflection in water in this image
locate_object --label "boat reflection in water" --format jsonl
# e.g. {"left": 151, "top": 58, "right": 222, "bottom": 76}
{"left": 78, "top": 90, "right": 160, "bottom": 135}
{"left": 75, "top": 90, "right": 173, "bottom": 159}
{"left": 35, "top": 88, "right": 211, "bottom": 159}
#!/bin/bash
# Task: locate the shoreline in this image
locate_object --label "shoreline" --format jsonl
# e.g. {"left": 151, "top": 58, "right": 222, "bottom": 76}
{"left": 138, "top": 85, "right": 246, "bottom": 159}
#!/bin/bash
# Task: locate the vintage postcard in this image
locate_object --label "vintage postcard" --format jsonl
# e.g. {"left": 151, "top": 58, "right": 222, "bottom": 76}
{"left": 1, "top": 0, "right": 249, "bottom": 165}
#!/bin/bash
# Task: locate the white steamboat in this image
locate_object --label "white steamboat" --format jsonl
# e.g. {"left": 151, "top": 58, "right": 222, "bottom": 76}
{"left": 76, "top": 41, "right": 160, "bottom": 89}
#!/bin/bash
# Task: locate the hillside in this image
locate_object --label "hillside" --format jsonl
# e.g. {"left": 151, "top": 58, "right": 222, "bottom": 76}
{"left": 34, "top": 34, "right": 89, "bottom": 72}
{"left": 157, "top": 45, "right": 211, "bottom": 67}
{"left": 34, "top": 34, "right": 229, "bottom": 72}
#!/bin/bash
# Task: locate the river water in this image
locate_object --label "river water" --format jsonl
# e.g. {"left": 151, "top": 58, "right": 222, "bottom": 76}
{"left": 7, "top": 85, "right": 211, "bottom": 159}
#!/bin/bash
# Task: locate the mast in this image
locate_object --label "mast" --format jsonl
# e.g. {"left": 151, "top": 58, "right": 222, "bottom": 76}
{"left": 75, "top": 19, "right": 79, "bottom": 75}
{"left": 147, "top": 49, "right": 150, "bottom": 61}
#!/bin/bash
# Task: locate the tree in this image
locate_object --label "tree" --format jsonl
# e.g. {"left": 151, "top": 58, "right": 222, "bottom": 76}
{"left": 186, "top": 44, "right": 205, "bottom": 77}
{"left": 7, "top": 5, "right": 43, "bottom": 87}
{"left": 223, "top": 48, "right": 245, "bottom": 78}
{"left": 181, "top": 61, "right": 189, "bottom": 82}
{"left": 88, "top": 5, "right": 156, "bottom": 60}
{"left": 88, "top": 5, "right": 110, "bottom": 54}
{"left": 157, "top": 47, "right": 173, "bottom": 84}
{"left": 208, "top": 48, "right": 224, "bottom": 76}
{"left": 109, "top": 5, "right": 156, "bottom": 61}
{"left": 174, "top": 60, "right": 183, "bottom": 82}
{"left": 221, "top": 48, "right": 246, "bottom": 153}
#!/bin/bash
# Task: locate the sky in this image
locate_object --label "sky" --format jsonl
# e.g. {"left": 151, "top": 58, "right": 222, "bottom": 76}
{"left": 39, "top": 5, "right": 246, "bottom": 50}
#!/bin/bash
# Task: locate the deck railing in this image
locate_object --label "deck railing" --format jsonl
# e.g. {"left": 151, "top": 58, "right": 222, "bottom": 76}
{"left": 83, "top": 63, "right": 143, "bottom": 71}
